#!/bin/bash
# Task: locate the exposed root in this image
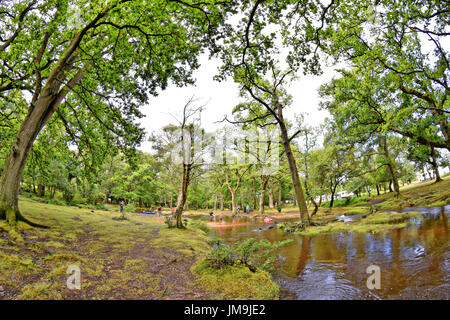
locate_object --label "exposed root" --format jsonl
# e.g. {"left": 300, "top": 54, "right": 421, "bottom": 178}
{"left": 16, "top": 210, "right": 49, "bottom": 229}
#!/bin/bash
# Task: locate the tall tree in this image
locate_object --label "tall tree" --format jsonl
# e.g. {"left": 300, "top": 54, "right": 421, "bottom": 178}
{"left": 0, "top": 0, "right": 232, "bottom": 225}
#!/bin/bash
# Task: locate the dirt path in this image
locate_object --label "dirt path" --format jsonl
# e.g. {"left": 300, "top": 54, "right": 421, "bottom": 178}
{"left": 0, "top": 199, "right": 212, "bottom": 300}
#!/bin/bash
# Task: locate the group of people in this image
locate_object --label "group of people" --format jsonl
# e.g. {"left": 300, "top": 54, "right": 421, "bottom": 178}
{"left": 235, "top": 204, "right": 252, "bottom": 216}
{"left": 119, "top": 201, "right": 163, "bottom": 216}
{"left": 147, "top": 206, "right": 163, "bottom": 216}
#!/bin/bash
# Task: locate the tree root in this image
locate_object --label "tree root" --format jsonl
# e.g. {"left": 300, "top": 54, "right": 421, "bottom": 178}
{"left": 15, "top": 210, "right": 49, "bottom": 229}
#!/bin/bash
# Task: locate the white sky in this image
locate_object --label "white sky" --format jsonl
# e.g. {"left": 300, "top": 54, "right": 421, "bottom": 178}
{"left": 138, "top": 53, "right": 340, "bottom": 153}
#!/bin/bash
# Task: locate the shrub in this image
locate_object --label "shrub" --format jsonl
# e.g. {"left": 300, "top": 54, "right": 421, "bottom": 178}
{"left": 277, "top": 221, "right": 305, "bottom": 233}
{"left": 164, "top": 215, "right": 176, "bottom": 228}
{"left": 193, "top": 260, "right": 280, "bottom": 300}
{"left": 125, "top": 203, "right": 136, "bottom": 212}
{"left": 205, "top": 237, "right": 292, "bottom": 273}
{"left": 186, "top": 219, "right": 209, "bottom": 234}
{"left": 88, "top": 191, "right": 106, "bottom": 205}
{"left": 63, "top": 188, "right": 75, "bottom": 202}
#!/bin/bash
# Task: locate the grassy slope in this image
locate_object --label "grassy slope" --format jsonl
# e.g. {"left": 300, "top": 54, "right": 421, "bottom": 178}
{"left": 284, "top": 177, "right": 450, "bottom": 236}
{"left": 0, "top": 197, "right": 278, "bottom": 300}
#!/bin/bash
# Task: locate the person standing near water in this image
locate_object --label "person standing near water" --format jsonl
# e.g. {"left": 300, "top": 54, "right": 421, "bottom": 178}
{"left": 120, "top": 201, "right": 124, "bottom": 214}
{"left": 246, "top": 204, "right": 250, "bottom": 214}
{"left": 157, "top": 206, "right": 162, "bottom": 217}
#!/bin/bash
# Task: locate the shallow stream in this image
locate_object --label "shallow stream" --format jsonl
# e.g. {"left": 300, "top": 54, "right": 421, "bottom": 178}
{"left": 195, "top": 205, "right": 449, "bottom": 300}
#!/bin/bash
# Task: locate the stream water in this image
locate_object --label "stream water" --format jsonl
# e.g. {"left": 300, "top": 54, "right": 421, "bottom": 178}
{"left": 195, "top": 205, "right": 449, "bottom": 300}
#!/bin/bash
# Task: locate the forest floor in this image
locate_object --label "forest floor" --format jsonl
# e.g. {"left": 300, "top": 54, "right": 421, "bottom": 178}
{"left": 0, "top": 198, "right": 214, "bottom": 300}
{"left": 0, "top": 198, "right": 278, "bottom": 300}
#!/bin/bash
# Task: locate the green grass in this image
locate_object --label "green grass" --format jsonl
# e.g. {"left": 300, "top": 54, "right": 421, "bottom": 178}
{"left": 343, "top": 208, "right": 368, "bottom": 216}
{"left": 0, "top": 198, "right": 199, "bottom": 299}
{"left": 0, "top": 196, "right": 280, "bottom": 299}
{"left": 361, "top": 211, "right": 410, "bottom": 225}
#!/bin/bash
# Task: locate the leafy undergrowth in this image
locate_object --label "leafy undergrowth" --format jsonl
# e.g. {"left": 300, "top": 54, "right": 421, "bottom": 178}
{"left": 191, "top": 238, "right": 289, "bottom": 300}
{"left": 0, "top": 197, "right": 217, "bottom": 300}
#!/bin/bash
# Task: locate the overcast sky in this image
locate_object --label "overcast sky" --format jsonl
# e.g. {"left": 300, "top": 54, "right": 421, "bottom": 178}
{"left": 138, "top": 53, "right": 341, "bottom": 153}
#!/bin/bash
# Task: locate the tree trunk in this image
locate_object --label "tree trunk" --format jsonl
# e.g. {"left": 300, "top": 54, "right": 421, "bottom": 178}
{"left": 0, "top": 45, "right": 87, "bottom": 226}
{"left": 219, "top": 192, "right": 224, "bottom": 210}
{"left": 380, "top": 135, "right": 400, "bottom": 196}
{"left": 278, "top": 182, "right": 282, "bottom": 207}
{"left": 329, "top": 189, "right": 336, "bottom": 208}
{"left": 278, "top": 115, "right": 309, "bottom": 224}
{"left": 302, "top": 148, "right": 318, "bottom": 217}
{"left": 259, "top": 175, "right": 269, "bottom": 214}
{"left": 37, "top": 184, "right": 45, "bottom": 197}
{"left": 252, "top": 178, "right": 257, "bottom": 209}
{"left": 268, "top": 179, "right": 274, "bottom": 208}
{"left": 230, "top": 190, "right": 237, "bottom": 214}
{"left": 430, "top": 147, "right": 442, "bottom": 183}
{"left": 213, "top": 192, "right": 217, "bottom": 211}
{"left": 174, "top": 163, "right": 191, "bottom": 228}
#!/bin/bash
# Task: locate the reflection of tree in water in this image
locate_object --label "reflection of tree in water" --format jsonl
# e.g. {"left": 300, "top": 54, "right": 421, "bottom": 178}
{"left": 211, "top": 206, "right": 449, "bottom": 299}
{"left": 440, "top": 206, "right": 448, "bottom": 235}
{"left": 312, "top": 234, "right": 347, "bottom": 264}
{"left": 295, "top": 236, "right": 311, "bottom": 275}
{"left": 385, "top": 228, "right": 408, "bottom": 295}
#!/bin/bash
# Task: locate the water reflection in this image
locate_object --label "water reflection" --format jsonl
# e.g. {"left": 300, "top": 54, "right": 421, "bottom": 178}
{"left": 196, "top": 205, "right": 449, "bottom": 300}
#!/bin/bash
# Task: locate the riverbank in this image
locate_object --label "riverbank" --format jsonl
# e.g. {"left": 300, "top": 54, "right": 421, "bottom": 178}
{"left": 0, "top": 197, "right": 278, "bottom": 300}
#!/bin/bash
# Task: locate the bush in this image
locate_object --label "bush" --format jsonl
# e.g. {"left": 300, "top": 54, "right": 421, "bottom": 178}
{"left": 19, "top": 191, "right": 33, "bottom": 198}
{"left": 193, "top": 260, "right": 280, "bottom": 300}
{"left": 205, "top": 237, "right": 292, "bottom": 273}
{"left": 186, "top": 219, "right": 209, "bottom": 234}
{"left": 88, "top": 191, "right": 106, "bottom": 205}
{"left": 125, "top": 203, "right": 136, "bottom": 212}
{"left": 63, "top": 188, "right": 75, "bottom": 202}
{"left": 164, "top": 215, "right": 176, "bottom": 228}
{"left": 277, "top": 222, "right": 305, "bottom": 233}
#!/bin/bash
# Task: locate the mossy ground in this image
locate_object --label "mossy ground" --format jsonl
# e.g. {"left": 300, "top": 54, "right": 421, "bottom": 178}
{"left": 283, "top": 211, "right": 418, "bottom": 236}
{"left": 0, "top": 197, "right": 226, "bottom": 300}
{"left": 191, "top": 260, "right": 279, "bottom": 300}
{"left": 372, "top": 176, "right": 450, "bottom": 210}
